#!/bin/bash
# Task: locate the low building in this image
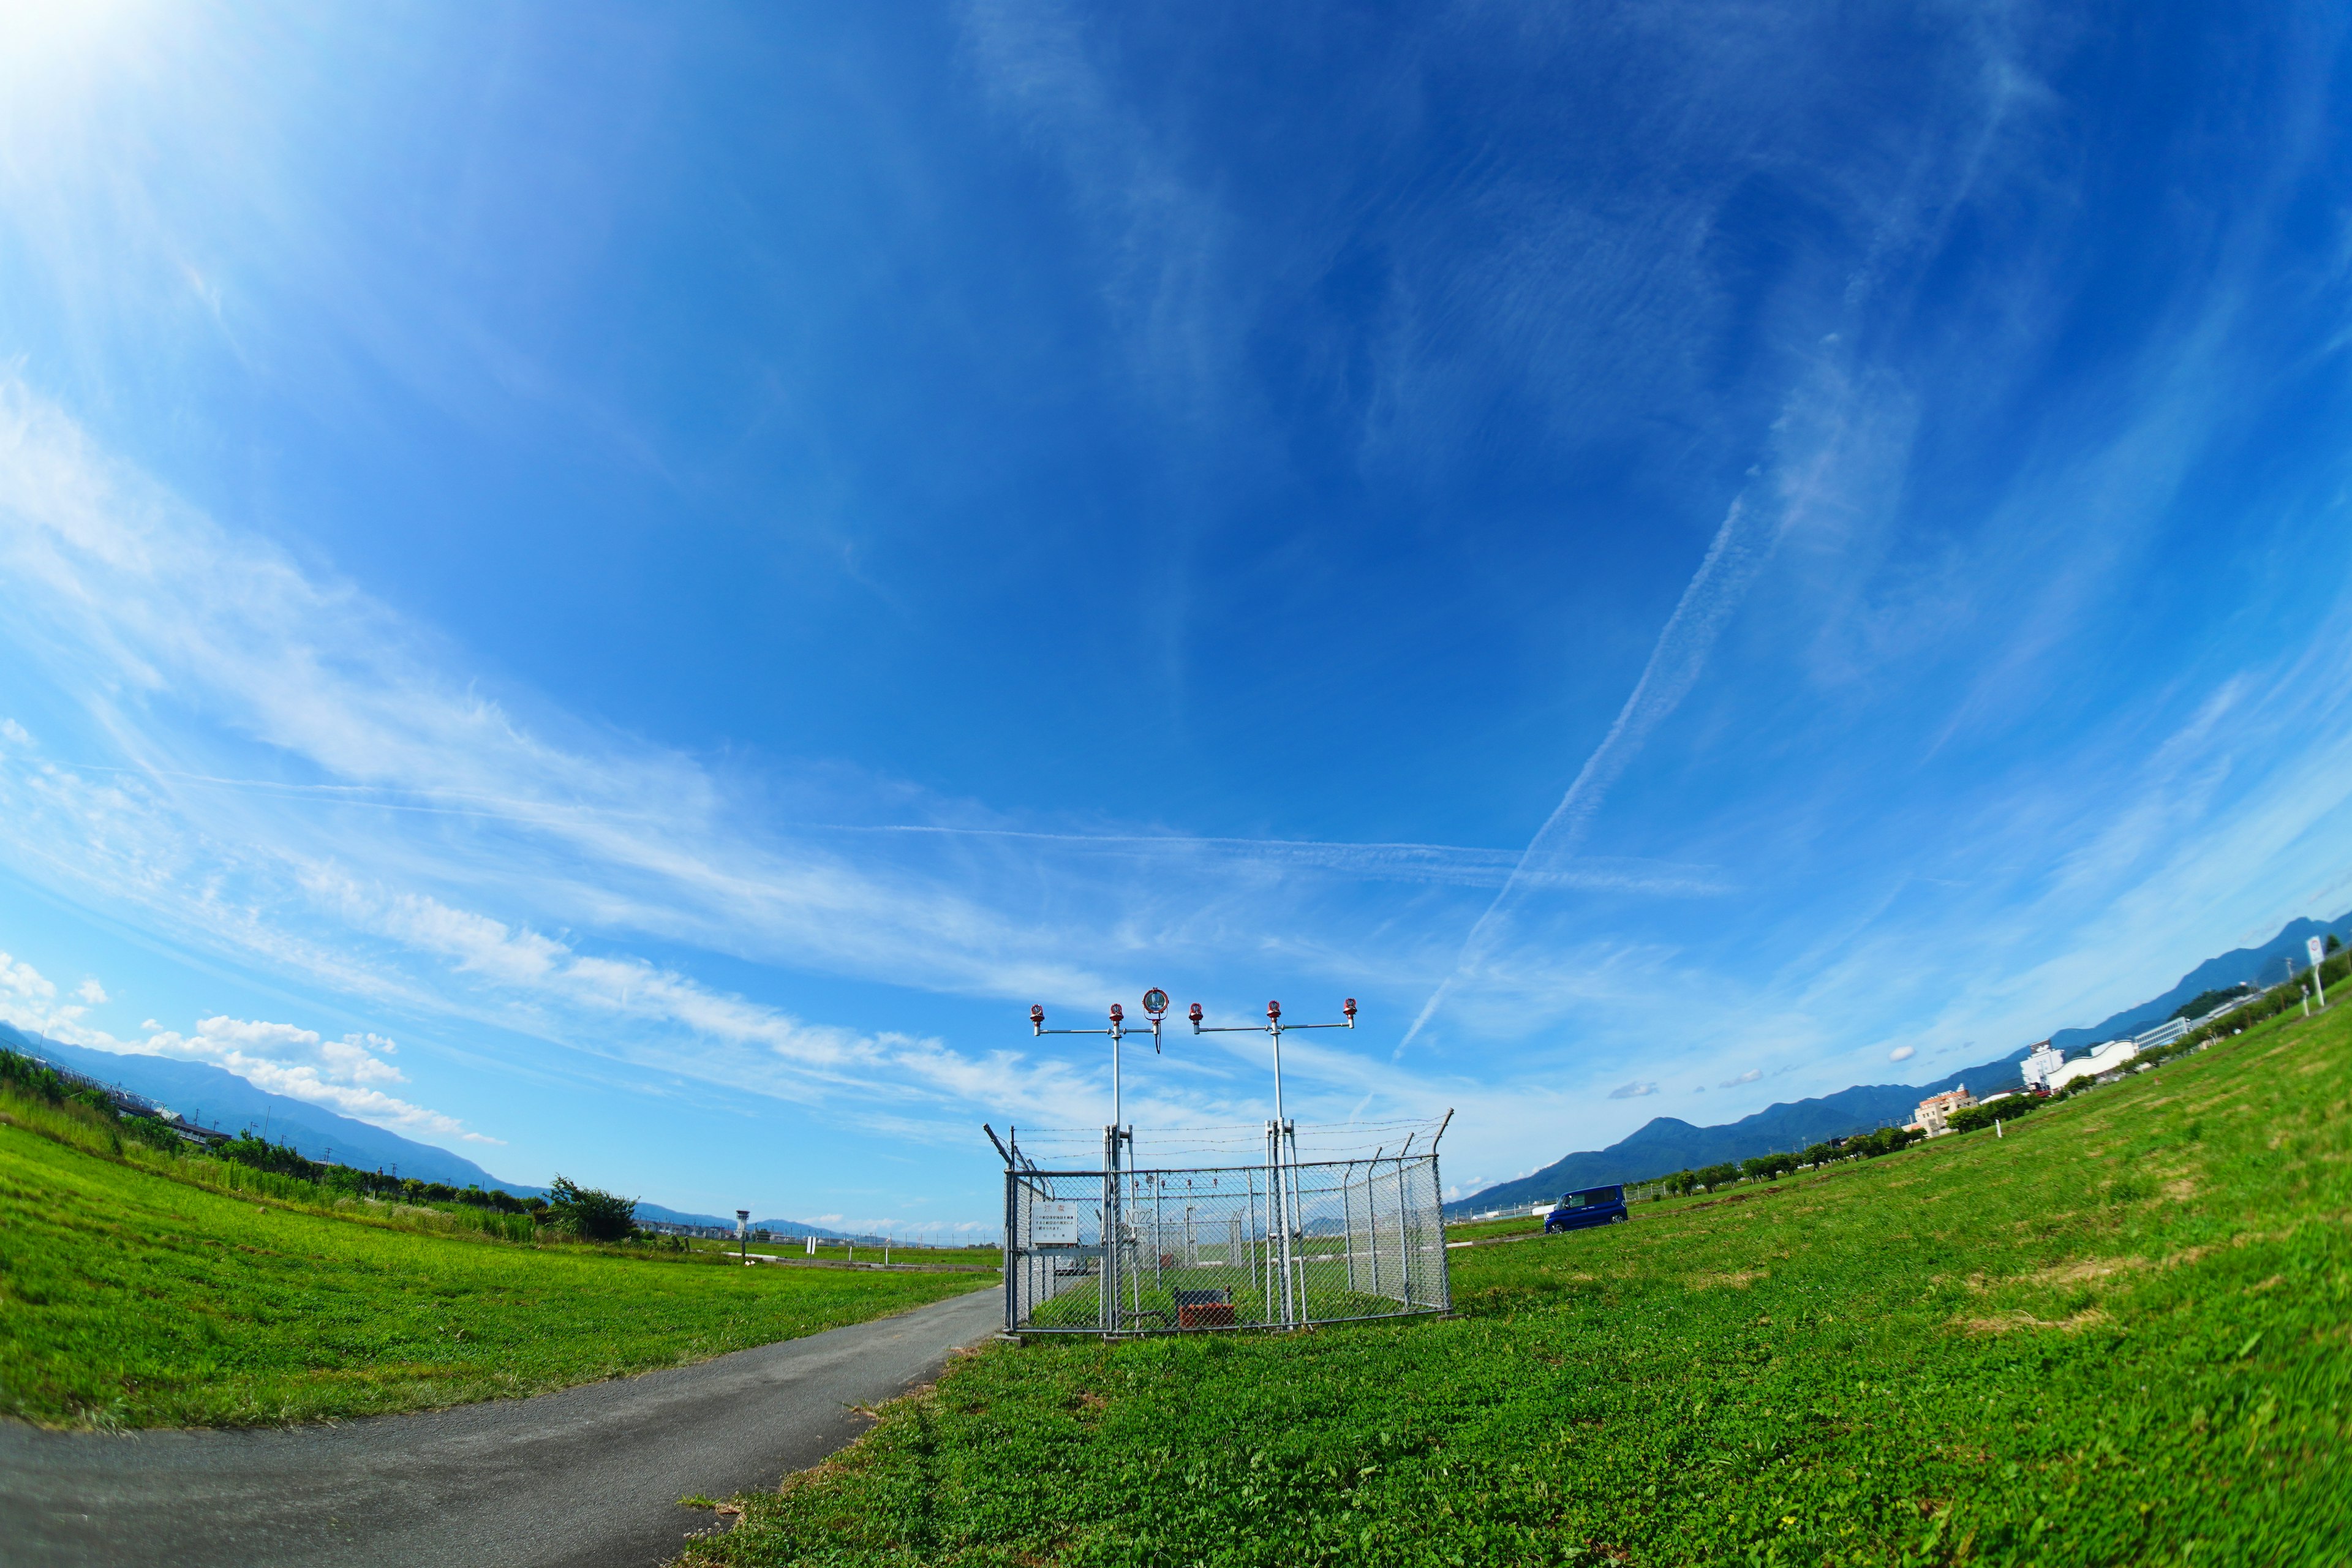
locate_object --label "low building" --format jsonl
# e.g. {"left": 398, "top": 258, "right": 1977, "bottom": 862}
{"left": 1913, "top": 1086, "right": 1977, "bottom": 1137}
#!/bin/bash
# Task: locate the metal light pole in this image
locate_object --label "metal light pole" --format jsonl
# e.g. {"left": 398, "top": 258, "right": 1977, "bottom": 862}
{"left": 1188, "top": 997, "right": 1357, "bottom": 1327}
{"left": 1030, "top": 994, "right": 1166, "bottom": 1132}
{"left": 1029, "top": 992, "right": 1172, "bottom": 1335}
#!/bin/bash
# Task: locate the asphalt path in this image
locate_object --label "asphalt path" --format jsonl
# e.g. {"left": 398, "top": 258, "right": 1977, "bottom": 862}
{"left": 1, "top": 1281, "right": 1003, "bottom": 1568}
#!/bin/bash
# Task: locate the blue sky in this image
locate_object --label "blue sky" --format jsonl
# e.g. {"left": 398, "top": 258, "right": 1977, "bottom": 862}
{"left": 5, "top": 1, "right": 2352, "bottom": 1231}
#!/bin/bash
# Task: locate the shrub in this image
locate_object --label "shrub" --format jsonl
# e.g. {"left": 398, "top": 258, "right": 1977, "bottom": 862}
{"left": 546, "top": 1174, "right": 638, "bottom": 1241}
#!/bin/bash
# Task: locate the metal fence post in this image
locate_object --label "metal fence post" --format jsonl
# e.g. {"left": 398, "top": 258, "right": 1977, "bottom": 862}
{"left": 1101, "top": 1125, "right": 1118, "bottom": 1335}
{"left": 1382, "top": 1152, "right": 1401, "bottom": 1316}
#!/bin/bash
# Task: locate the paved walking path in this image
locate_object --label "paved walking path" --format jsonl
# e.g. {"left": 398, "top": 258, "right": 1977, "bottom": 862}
{"left": 1, "top": 1283, "right": 1002, "bottom": 1568}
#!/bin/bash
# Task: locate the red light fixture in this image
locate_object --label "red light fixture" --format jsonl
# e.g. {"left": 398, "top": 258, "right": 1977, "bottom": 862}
{"left": 1187, "top": 1002, "right": 1204, "bottom": 1025}
{"left": 1109, "top": 1003, "right": 1125, "bottom": 1023}
{"left": 1267, "top": 1000, "right": 1281, "bottom": 1021}
{"left": 1028, "top": 1004, "right": 1045, "bottom": 1032}
{"left": 1342, "top": 997, "right": 1357, "bottom": 1022}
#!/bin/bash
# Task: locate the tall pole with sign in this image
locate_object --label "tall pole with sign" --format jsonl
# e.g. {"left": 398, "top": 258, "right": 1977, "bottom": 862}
{"left": 2310, "top": 936, "right": 2328, "bottom": 1008}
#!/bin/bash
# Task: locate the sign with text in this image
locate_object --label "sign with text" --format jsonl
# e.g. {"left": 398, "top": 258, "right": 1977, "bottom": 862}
{"left": 1030, "top": 1202, "right": 1081, "bottom": 1246}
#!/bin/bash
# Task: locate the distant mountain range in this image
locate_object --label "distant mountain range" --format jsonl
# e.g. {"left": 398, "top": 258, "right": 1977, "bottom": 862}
{"left": 0, "top": 1025, "right": 836, "bottom": 1235}
{"left": 1452, "top": 911, "right": 2350, "bottom": 1216}
{"left": 2046, "top": 912, "right": 2350, "bottom": 1053}
{"left": 1449, "top": 1050, "right": 2024, "bottom": 1216}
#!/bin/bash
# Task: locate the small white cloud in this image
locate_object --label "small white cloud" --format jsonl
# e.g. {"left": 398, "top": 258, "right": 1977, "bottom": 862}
{"left": 0, "top": 952, "right": 57, "bottom": 1009}
{"left": 1608, "top": 1080, "right": 1659, "bottom": 1099}
{"left": 0, "top": 959, "right": 499, "bottom": 1142}
{"left": 1888, "top": 1046, "right": 1916, "bottom": 1061}
{"left": 0, "top": 950, "right": 86, "bottom": 1036}
{"left": 1718, "top": 1068, "right": 1762, "bottom": 1087}
{"left": 0, "top": 718, "right": 30, "bottom": 745}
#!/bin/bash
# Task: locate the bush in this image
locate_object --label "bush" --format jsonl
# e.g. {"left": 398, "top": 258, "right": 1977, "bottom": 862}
{"left": 546, "top": 1174, "right": 638, "bottom": 1241}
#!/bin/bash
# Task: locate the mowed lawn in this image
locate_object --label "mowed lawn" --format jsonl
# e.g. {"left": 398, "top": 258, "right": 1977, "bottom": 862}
{"left": 679, "top": 1003, "right": 2351, "bottom": 1566}
{"left": 0, "top": 1126, "right": 992, "bottom": 1429}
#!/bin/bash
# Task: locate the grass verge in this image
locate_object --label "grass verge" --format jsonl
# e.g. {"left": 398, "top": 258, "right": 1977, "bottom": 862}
{"left": 674, "top": 1002, "right": 2351, "bottom": 1566}
{"left": 0, "top": 1111, "right": 995, "bottom": 1429}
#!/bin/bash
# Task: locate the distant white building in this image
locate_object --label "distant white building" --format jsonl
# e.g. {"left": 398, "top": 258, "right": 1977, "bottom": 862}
{"left": 2034, "top": 992, "right": 2260, "bottom": 1092}
{"left": 2037, "top": 1037, "right": 2141, "bottom": 1093}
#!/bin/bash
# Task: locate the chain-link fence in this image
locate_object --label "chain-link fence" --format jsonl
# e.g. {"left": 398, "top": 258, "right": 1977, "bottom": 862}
{"left": 1001, "top": 1123, "right": 1450, "bottom": 1335}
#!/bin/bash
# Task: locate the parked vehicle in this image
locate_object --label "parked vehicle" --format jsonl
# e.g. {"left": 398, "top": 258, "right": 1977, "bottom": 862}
{"left": 1544, "top": 1184, "right": 1629, "bottom": 1233}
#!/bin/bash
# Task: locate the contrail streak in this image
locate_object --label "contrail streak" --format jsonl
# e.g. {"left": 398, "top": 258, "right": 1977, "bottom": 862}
{"left": 1398, "top": 489, "right": 1782, "bottom": 1052}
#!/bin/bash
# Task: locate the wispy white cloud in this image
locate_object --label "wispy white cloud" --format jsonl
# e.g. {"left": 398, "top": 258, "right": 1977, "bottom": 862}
{"left": 0, "top": 380, "right": 1570, "bottom": 1136}
{"left": 134, "top": 1016, "right": 503, "bottom": 1144}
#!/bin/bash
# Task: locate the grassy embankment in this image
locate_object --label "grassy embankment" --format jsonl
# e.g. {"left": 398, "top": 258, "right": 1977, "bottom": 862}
{"left": 0, "top": 1098, "right": 995, "bottom": 1429}
{"left": 676, "top": 998, "right": 2350, "bottom": 1566}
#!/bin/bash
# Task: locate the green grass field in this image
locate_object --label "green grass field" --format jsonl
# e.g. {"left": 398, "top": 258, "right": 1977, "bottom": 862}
{"left": 685, "top": 1236, "right": 1005, "bottom": 1270}
{"left": 676, "top": 1001, "right": 2351, "bottom": 1566}
{"left": 0, "top": 1114, "right": 994, "bottom": 1429}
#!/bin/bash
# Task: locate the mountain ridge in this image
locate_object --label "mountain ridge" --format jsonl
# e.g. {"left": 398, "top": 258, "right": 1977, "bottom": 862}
{"left": 2046, "top": 911, "right": 2350, "bottom": 1052}
{"left": 1448, "top": 1050, "right": 2024, "bottom": 1215}
{"left": 1452, "top": 911, "right": 2350, "bottom": 1215}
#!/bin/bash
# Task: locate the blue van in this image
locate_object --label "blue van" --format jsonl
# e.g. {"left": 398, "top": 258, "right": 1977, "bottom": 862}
{"left": 1544, "top": 1185, "right": 1629, "bottom": 1233}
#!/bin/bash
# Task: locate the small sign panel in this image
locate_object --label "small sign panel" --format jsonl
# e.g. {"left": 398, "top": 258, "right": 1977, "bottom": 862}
{"left": 1030, "top": 1202, "right": 1081, "bottom": 1246}
{"left": 2309, "top": 936, "right": 2326, "bottom": 968}
{"left": 1142, "top": 988, "right": 1170, "bottom": 1016}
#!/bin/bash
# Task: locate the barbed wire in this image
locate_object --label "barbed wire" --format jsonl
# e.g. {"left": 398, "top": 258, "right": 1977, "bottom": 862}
{"left": 1002, "top": 1115, "right": 1450, "bottom": 1167}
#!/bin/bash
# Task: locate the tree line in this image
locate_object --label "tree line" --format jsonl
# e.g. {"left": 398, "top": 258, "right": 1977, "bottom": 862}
{"left": 1654, "top": 1121, "right": 1936, "bottom": 1195}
